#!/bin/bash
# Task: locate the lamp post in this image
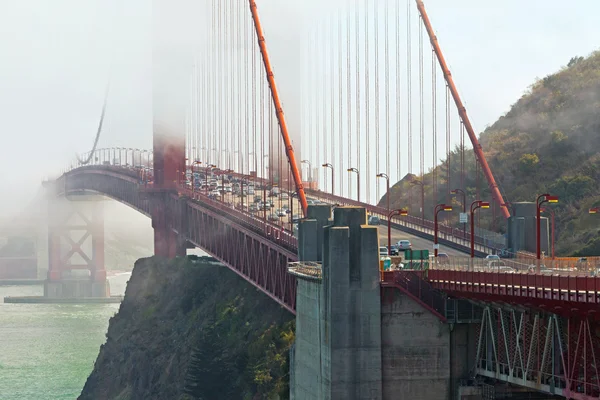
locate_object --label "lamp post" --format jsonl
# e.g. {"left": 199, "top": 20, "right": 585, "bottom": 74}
{"left": 192, "top": 161, "right": 202, "bottom": 196}
{"left": 541, "top": 207, "right": 556, "bottom": 260}
{"left": 347, "top": 167, "right": 360, "bottom": 202}
{"left": 536, "top": 194, "right": 558, "bottom": 260}
{"left": 434, "top": 204, "right": 453, "bottom": 257}
{"left": 450, "top": 189, "right": 467, "bottom": 239}
{"left": 377, "top": 173, "right": 390, "bottom": 218}
{"left": 322, "top": 163, "right": 334, "bottom": 195}
{"left": 388, "top": 209, "right": 408, "bottom": 255}
{"left": 206, "top": 164, "right": 216, "bottom": 194}
{"left": 410, "top": 179, "right": 425, "bottom": 225}
{"left": 470, "top": 200, "right": 490, "bottom": 258}
{"left": 290, "top": 191, "right": 298, "bottom": 233}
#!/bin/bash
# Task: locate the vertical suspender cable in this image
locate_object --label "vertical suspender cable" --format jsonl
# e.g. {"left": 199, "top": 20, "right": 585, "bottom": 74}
{"left": 419, "top": 17, "right": 424, "bottom": 195}
{"left": 384, "top": 0, "right": 390, "bottom": 182}
{"left": 395, "top": 0, "right": 401, "bottom": 185}
{"left": 460, "top": 121, "right": 465, "bottom": 191}
{"left": 446, "top": 85, "right": 451, "bottom": 203}
{"left": 374, "top": 0, "right": 380, "bottom": 203}
{"left": 406, "top": 0, "right": 413, "bottom": 208}
{"left": 227, "top": 0, "right": 233, "bottom": 170}
{"left": 218, "top": 0, "right": 223, "bottom": 167}
{"left": 243, "top": 1, "right": 249, "bottom": 176}
{"left": 355, "top": 0, "right": 361, "bottom": 201}
{"left": 315, "top": 24, "right": 321, "bottom": 187}
{"left": 338, "top": 6, "right": 344, "bottom": 197}
{"left": 330, "top": 12, "right": 335, "bottom": 194}
{"left": 237, "top": 2, "right": 241, "bottom": 174}
{"left": 364, "top": 0, "right": 370, "bottom": 204}
{"left": 432, "top": 46, "right": 437, "bottom": 201}
{"left": 210, "top": 1, "right": 216, "bottom": 166}
{"left": 251, "top": 5, "right": 257, "bottom": 177}
{"left": 346, "top": 2, "right": 352, "bottom": 199}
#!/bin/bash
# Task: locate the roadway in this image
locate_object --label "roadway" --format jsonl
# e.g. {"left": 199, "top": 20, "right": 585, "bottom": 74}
{"left": 376, "top": 225, "right": 468, "bottom": 257}
{"left": 186, "top": 187, "right": 471, "bottom": 257}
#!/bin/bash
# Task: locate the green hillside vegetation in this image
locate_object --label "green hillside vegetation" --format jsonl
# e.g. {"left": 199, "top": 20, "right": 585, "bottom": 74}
{"left": 383, "top": 51, "right": 600, "bottom": 256}
{"left": 80, "top": 256, "right": 294, "bottom": 400}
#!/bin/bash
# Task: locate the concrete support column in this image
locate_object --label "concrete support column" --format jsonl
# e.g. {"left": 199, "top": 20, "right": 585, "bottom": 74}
{"left": 291, "top": 205, "right": 382, "bottom": 399}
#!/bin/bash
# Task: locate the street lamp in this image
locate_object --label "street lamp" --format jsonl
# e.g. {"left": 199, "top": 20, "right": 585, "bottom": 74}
{"left": 470, "top": 200, "right": 490, "bottom": 258}
{"left": 192, "top": 161, "right": 202, "bottom": 195}
{"left": 410, "top": 179, "right": 425, "bottom": 225}
{"left": 434, "top": 204, "right": 453, "bottom": 257}
{"left": 322, "top": 163, "right": 334, "bottom": 195}
{"left": 347, "top": 167, "right": 360, "bottom": 202}
{"left": 377, "top": 173, "right": 390, "bottom": 219}
{"left": 206, "top": 164, "right": 216, "bottom": 194}
{"left": 387, "top": 209, "right": 408, "bottom": 255}
{"left": 536, "top": 194, "right": 558, "bottom": 260}
{"left": 450, "top": 189, "right": 467, "bottom": 239}
{"left": 541, "top": 207, "right": 556, "bottom": 260}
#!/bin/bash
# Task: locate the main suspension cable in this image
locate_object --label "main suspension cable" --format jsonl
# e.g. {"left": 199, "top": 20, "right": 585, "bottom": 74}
{"left": 76, "top": 80, "right": 110, "bottom": 165}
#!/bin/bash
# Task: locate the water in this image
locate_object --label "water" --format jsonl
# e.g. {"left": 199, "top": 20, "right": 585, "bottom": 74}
{"left": 0, "top": 273, "right": 131, "bottom": 400}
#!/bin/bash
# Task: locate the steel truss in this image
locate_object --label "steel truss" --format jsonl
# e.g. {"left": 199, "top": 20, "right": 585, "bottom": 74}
{"left": 475, "top": 306, "right": 600, "bottom": 399}
{"left": 57, "top": 166, "right": 298, "bottom": 313}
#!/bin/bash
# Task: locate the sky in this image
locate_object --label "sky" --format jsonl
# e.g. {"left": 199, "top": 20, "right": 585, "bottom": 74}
{"left": 0, "top": 0, "right": 598, "bottom": 217}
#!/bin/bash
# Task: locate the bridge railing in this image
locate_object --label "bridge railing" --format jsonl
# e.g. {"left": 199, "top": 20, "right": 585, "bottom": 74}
{"left": 429, "top": 256, "right": 600, "bottom": 277}
{"left": 178, "top": 186, "right": 298, "bottom": 251}
{"left": 381, "top": 270, "right": 447, "bottom": 321}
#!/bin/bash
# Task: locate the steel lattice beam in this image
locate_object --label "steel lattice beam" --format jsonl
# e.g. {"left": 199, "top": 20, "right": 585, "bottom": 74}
{"left": 57, "top": 166, "right": 298, "bottom": 313}
{"left": 475, "top": 306, "right": 600, "bottom": 399}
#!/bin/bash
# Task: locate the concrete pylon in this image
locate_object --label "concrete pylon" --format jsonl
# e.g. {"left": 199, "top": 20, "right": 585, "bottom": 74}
{"left": 290, "top": 205, "right": 382, "bottom": 400}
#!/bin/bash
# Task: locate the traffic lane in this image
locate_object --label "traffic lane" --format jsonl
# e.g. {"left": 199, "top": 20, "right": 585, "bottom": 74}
{"left": 377, "top": 225, "right": 468, "bottom": 257}
{"left": 202, "top": 191, "right": 469, "bottom": 256}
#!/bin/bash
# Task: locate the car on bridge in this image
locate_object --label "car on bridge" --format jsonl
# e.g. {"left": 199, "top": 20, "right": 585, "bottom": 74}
{"left": 368, "top": 215, "right": 380, "bottom": 225}
{"left": 396, "top": 240, "right": 412, "bottom": 250}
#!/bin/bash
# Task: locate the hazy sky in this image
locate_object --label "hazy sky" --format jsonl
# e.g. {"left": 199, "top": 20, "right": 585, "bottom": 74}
{"left": 0, "top": 0, "right": 597, "bottom": 216}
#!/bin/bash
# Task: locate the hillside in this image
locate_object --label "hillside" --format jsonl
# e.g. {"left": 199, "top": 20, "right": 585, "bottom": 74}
{"left": 79, "top": 256, "right": 294, "bottom": 400}
{"left": 383, "top": 51, "right": 600, "bottom": 256}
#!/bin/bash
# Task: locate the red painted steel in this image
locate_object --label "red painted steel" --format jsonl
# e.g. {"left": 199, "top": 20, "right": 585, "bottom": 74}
{"left": 476, "top": 307, "right": 600, "bottom": 399}
{"left": 47, "top": 197, "right": 106, "bottom": 282}
{"left": 381, "top": 270, "right": 447, "bottom": 321}
{"left": 58, "top": 166, "right": 299, "bottom": 313}
{"left": 428, "top": 269, "right": 600, "bottom": 310}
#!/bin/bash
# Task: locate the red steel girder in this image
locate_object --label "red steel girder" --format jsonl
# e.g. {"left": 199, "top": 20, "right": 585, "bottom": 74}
{"left": 475, "top": 306, "right": 600, "bottom": 399}
{"left": 58, "top": 166, "right": 299, "bottom": 313}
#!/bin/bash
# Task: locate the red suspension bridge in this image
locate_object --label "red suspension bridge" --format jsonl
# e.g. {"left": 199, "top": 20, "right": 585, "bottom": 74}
{"left": 47, "top": 1, "right": 600, "bottom": 398}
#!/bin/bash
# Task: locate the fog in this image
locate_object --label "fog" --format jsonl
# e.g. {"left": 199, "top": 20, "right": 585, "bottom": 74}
{"left": 0, "top": 0, "right": 598, "bottom": 218}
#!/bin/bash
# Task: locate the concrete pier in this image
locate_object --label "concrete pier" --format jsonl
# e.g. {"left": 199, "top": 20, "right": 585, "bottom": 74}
{"left": 289, "top": 205, "right": 477, "bottom": 400}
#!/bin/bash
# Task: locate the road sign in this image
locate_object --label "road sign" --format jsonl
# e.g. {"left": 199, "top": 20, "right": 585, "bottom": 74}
{"left": 459, "top": 212, "right": 468, "bottom": 224}
{"left": 433, "top": 244, "right": 440, "bottom": 250}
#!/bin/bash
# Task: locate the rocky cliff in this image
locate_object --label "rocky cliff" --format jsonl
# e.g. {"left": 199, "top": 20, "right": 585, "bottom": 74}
{"left": 80, "top": 256, "right": 294, "bottom": 400}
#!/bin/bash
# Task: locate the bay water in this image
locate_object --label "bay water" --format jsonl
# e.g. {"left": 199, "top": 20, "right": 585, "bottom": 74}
{"left": 0, "top": 274, "right": 130, "bottom": 400}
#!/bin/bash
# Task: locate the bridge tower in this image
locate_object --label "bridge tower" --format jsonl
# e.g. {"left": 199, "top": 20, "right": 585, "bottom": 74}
{"left": 149, "top": 0, "right": 194, "bottom": 258}
{"left": 45, "top": 196, "right": 110, "bottom": 298}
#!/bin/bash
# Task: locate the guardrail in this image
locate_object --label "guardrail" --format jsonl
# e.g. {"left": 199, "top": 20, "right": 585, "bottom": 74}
{"left": 429, "top": 257, "right": 600, "bottom": 277}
